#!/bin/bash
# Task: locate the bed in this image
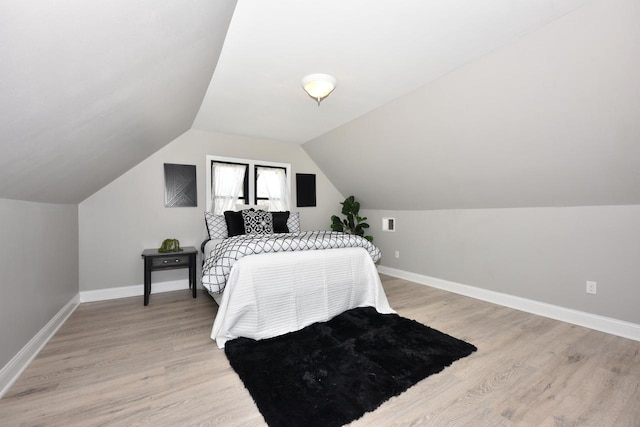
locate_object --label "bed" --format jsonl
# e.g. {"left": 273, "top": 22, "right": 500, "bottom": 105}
{"left": 201, "top": 210, "right": 394, "bottom": 348}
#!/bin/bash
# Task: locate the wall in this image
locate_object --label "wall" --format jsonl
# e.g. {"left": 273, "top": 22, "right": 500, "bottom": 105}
{"left": 0, "top": 198, "right": 78, "bottom": 368}
{"left": 303, "top": 0, "right": 640, "bottom": 210}
{"left": 79, "top": 129, "right": 343, "bottom": 292}
{"left": 365, "top": 206, "right": 640, "bottom": 324}
{"left": 301, "top": 0, "right": 640, "bottom": 327}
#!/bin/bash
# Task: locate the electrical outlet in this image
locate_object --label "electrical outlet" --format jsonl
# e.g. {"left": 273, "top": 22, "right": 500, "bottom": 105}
{"left": 394, "top": 250, "right": 400, "bottom": 259}
{"left": 586, "top": 281, "right": 597, "bottom": 295}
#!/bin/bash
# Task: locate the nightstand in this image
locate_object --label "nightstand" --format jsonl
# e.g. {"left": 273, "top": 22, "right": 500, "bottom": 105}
{"left": 141, "top": 246, "right": 197, "bottom": 306}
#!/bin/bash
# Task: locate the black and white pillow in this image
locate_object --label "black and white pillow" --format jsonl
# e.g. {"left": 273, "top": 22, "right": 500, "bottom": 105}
{"left": 204, "top": 212, "right": 228, "bottom": 239}
{"left": 287, "top": 212, "right": 300, "bottom": 233}
{"left": 242, "top": 209, "right": 274, "bottom": 234}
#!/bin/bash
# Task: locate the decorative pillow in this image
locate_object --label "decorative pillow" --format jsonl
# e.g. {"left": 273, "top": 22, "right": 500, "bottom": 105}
{"left": 287, "top": 212, "right": 301, "bottom": 233}
{"left": 242, "top": 209, "right": 274, "bottom": 234}
{"left": 271, "top": 211, "right": 290, "bottom": 233}
{"left": 204, "top": 212, "right": 228, "bottom": 239}
{"left": 224, "top": 211, "right": 246, "bottom": 237}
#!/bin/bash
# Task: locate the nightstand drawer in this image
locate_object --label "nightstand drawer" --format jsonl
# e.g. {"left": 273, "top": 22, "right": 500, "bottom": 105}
{"left": 152, "top": 255, "right": 189, "bottom": 268}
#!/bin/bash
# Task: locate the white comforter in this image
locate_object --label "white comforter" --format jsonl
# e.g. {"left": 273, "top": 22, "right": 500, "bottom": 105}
{"left": 210, "top": 247, "right": 394, "bottom": 348}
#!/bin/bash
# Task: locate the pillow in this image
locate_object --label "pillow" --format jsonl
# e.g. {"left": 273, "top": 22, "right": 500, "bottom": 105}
{"left": 271, "top": 211, "right": 290, "bottom": 233}
{"left": 287, "top": 212, "right": 300, "bottom": 233}
{"left": 204, "top": 212, "right": 228, "bottom": 239}
{"left": 224, "top": 211, "right": 246, "bottom": 237}
{"left": 242, "top": 209, "right": 274, "bottom": 234}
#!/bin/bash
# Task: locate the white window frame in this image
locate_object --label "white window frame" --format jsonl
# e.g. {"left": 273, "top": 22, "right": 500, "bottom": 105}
{"left": 206, "top": 155, "right": 291, "bottom": 212}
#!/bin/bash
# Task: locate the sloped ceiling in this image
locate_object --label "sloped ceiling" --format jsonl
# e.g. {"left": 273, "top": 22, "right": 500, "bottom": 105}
{"left": 4, "top": 0, "right": 629, "bottom": 209}
{"left": 193, "top": 0, "right": 592, "bottom": 143}
{"left": 303, "top": 0, "right": 640, "bottom": 210}
{"left": 0, "top": 0, "right": 237, "bottom": 203}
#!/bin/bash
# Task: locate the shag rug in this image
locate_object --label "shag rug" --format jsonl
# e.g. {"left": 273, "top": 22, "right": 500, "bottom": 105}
{"left": 224, "top": 306, "right": 476, "bottom": 427}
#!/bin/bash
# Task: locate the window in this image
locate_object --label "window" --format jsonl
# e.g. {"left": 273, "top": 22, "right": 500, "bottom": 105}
{"left": 255, "top": 165, "right": 288, "bottom": 210}
{"left": 206, "top": 155, "right": 291, "bottom": 214}
{"left": 210, "top": 161, "right": 248, "bottom": 214}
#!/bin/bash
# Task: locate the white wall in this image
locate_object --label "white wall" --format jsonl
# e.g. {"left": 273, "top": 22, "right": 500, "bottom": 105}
{"left": 79, "top": 129, "right": 344, "bottom": 292}
{"left": 303, "top": 0, "right": 640, "bottom": 210}
{"left": 365, "top": 205, "right": 640, "bottom": 324}
{"left": 300, "top": 0, "right": 640, "bottom": 329}
{"left": 0, "top": 198, "right": 78, "bottom": 368}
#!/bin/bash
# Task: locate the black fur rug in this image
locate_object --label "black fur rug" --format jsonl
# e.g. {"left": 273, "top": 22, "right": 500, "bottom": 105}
{"left": 224, "top": 306, "right": 476, "bottom": 427}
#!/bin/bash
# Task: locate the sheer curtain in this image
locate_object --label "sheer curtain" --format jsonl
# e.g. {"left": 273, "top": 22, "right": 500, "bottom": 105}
{"left": 211, "top": 163, "right": 247, "bottom": 214}
{"left": 257, "top": 167, "right": 290, "bottom": 211}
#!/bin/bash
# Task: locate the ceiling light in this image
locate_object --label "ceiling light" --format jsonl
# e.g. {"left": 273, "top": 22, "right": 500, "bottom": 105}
{"left": 302, "top": 74, "right": 336, "bottom": 106}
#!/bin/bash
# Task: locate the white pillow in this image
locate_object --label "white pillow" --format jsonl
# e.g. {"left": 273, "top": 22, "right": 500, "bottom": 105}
{"left": 204, "top": 212, "right": 228, "bottom": 239}
{"left": 287, "top": 212, "right": 300, "bottom": 233}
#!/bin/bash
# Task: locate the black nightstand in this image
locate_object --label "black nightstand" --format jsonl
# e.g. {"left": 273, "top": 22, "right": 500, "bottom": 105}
{"left": 141, "top": 246, "right": 197, "bottom": 306}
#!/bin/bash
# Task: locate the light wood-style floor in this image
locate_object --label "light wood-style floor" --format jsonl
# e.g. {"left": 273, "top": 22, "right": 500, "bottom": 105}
{"left": 1, "top": 275, "right": 639, "bottom": 426}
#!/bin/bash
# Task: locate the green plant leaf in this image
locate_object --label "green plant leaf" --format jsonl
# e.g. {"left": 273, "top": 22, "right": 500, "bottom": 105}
{"left": 330, "top": 195, "right": 374, "bottom": 242}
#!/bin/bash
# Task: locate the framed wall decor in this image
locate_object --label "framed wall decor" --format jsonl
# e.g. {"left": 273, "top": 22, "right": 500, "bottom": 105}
{"left": 164, "top": 163, "right": 197, "bottom": 207}
{"left": 296, "top": 173, "right": 316, "bottom": 207}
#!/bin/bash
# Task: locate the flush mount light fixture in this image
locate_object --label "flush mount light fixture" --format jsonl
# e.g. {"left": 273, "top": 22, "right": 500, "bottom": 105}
{"left": 302, "top": 73, "right": 336, "bottom": 106}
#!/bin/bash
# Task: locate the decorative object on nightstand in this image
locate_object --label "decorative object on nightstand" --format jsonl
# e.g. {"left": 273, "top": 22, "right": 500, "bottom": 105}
{"left": 158, "top": 238, "right": 182, "bottom": 253}
{"left": 141, "top": 246, "right": 197, "bottom": 306}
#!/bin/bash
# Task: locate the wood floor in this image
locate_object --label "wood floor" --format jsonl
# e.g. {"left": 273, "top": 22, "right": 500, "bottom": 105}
{"left": 1, "top": 275, "right": 639, "bottom": 426}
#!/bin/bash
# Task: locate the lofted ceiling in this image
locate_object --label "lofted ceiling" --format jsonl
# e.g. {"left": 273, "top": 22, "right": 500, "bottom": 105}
{"left": 193, "top": 0, "right": 592, "bottom": 143}
{"left": 304, "top": 0, "right": 640, "bottom": 210}
{"left": 0, "top": 0, "right": 237, "bottom": 203}
{"left": 1, "top": 0, "right": 598, "bottom": 204}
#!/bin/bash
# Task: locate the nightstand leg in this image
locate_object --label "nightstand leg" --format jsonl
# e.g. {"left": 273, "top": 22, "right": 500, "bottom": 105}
{"left": 144, "top": 258, "right": 151, "bottom": 306}
{"left": 190, "top": 254, "right": 197, "bottom": 299}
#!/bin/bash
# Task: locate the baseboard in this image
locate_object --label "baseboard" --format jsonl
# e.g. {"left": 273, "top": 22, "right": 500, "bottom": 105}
{"left": 377, "top": 265, "right": 640, "bottom": 342}
{"left": 0, "top": 294, "right": 80, "bottom": 399}
{"left": 80, "top": 279, "right": 194, "bottom": 303}
{"left": 0, "top": 280, "right": 197, "bottom": 398}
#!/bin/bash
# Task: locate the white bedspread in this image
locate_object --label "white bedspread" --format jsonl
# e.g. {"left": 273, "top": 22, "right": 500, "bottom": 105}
{"left": 210, "top": 247, "right": 394, "bottom": 348}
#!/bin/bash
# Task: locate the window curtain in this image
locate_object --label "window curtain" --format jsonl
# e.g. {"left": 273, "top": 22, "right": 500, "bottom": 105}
{"left": 211, "top": 163, "right": 246, "bottom": 214}
{"left": 257, "top": 167, "right": 290, "bottom": 211}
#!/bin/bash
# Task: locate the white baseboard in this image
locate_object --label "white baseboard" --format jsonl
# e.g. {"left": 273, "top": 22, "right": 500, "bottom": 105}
{"left": 0, "top": 280, "right": 199, "bottom": 399}
{"left": 80, "top": 279, "right": 194, "bottom": 303}
{"left": 0, "top": 294, "right": 80, "bottom": 399}
{"left": 377, "top": 265, "right": 640, "bottom": 342}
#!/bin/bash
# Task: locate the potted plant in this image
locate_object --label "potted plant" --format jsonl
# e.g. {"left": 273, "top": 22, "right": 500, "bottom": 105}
{"left": 330, "top": 195, "right": 373, "bottom": 242}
